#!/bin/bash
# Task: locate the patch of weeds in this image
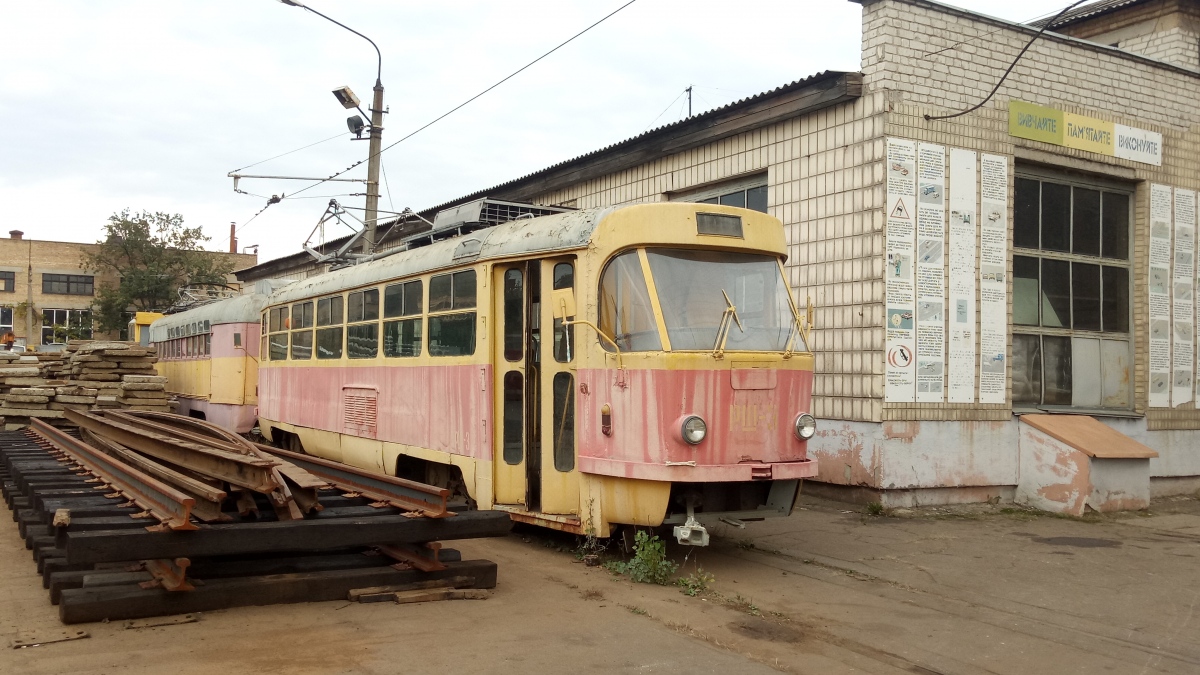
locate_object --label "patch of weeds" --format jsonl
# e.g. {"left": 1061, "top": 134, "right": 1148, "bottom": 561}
{"left": 735, "top": 539, "right": 756, "bottom": 551}
{"left": 725, "top": 593, "right": 762, "bottom": 617}
{"left": 622, "top": 604, "right": 648, "bottom": 616}
{"left": 580, "top": 589, "right": 605, "bottom": 601}
{"left": 604, "top": 530, "right": 678, "bottom": 585}
{"left": 676, "top": 568, "right": 715, "bottom": 597}
{"left": 574, "top": 530, "right": 609, "bottom": 567}
{"left": 865, "top": 501, "right": 886, "bottom": 517}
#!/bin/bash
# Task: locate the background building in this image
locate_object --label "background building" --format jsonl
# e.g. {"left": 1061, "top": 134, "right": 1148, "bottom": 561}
{"left": 0, "top": 230, "right": 257, "bottom": 349}
{"left": 238, "top": 0, "right": 1200, "bottom": 506}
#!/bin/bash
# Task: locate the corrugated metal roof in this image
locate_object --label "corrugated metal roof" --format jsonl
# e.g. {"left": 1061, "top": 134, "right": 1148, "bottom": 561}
{"left": 415, "top": 70, "right": 849, "bottom": 218}
{"left": 1029, "top": 0, "right": 1147, "bottom": 29}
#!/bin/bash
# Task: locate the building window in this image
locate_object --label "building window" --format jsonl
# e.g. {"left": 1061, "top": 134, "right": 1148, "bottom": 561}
{"left": 41, "top": 309, "right": 93, "bottom": 345}
{"left": 696, "top": 185, "right": 768, "bottom": 213}
{"left": 0, "top": 307, "right": 12, "bottom": 335}
{"left": 675, "top": 175, "right": 769, "bottom": 213}
{"left": 0, "top": 271, "right": 15, "bottom": 293}
{"left": 42, "top": 273, "right": 94, "bottom": 296}
{"left": 1012, "top": 174, "right": 1132, "bottom": 409}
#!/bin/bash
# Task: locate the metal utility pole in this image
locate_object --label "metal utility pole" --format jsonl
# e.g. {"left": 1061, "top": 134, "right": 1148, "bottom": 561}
{"left": 364, "top": 78, "right": 384, "bottom": 253}
{"left": 279, "top": 0, "right": 384, "bottom": 254}
{"left": 686, "top": 85, "right": 692, "bottom": 117}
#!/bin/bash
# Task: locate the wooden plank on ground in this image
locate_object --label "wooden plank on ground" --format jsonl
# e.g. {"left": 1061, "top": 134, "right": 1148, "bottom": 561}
{"left": 59, "top": 559, "right": 498, "bottom": 624}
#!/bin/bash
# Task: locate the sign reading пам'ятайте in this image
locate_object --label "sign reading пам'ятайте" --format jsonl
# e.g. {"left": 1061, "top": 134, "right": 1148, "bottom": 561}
{"left": 1008, "top": 100, "right": 1163, "bottom": 166}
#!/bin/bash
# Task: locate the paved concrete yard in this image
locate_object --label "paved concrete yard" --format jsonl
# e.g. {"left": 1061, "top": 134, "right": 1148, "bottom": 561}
{"left": 1, "top": 494, "right": 1197, "bottom": 674}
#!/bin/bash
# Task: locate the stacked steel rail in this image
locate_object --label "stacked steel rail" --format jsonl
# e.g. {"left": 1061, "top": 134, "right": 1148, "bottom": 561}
{"left": 0, "top": 412, "right": 510, "bottom": 624}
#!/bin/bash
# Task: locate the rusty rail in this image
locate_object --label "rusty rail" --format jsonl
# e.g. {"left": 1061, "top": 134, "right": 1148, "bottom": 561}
{"left": 254, "top": 443, "right": 452, "bottom": 517}
{"left": 28, "top": 420, "right": 198, "bottom": 531}
{"left": 65, "top": 409, "right": 280, "bottom": 493}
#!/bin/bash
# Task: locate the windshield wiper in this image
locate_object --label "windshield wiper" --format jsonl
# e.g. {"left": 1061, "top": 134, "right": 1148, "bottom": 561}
{"left": 711, "top": 289, "right": 744, "bottom": 359}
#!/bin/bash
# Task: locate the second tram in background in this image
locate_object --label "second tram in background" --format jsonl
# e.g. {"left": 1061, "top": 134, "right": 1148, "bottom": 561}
{"left": 148, "top": 286, "right": 276, "bottom": 433}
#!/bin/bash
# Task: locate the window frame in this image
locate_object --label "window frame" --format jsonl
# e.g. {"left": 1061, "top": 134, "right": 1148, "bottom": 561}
{"left": 1012, "top": 169, "right": 1134, "bottom": 410}
{"left": 41, "top": 273, "right": 94, "bottom": 296}
{"left": 0, "top": 271, "right": 15, "bottom": 293}
{"left": 426, "top": 269, "right": 477, "bottom": 357}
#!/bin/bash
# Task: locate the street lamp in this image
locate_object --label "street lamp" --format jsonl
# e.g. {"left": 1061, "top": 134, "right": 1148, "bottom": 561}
{"left": 278, "top": 0, "right": 385, "bottom": 254}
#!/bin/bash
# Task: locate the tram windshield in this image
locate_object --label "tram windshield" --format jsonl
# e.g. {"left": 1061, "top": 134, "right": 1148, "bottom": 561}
{"left": 599, "top": 248, "right": 805, "bottom": 353}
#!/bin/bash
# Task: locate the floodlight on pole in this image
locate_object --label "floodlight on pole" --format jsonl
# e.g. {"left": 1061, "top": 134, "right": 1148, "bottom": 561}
{"left": 278, "top": 0, "right": 385, "bottom": 254}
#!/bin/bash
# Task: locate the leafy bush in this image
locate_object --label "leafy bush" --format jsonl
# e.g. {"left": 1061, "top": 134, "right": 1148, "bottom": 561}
{"left": 677, "top": 568, "right": 715, "bottom": 596}
{"left": 605, "top": 530, "right": 678, "bottom": 585}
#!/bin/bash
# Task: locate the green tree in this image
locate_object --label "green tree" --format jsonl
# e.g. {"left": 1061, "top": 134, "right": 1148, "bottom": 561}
{"left": 81, "top": 209, "right": 235, "bottom": 332}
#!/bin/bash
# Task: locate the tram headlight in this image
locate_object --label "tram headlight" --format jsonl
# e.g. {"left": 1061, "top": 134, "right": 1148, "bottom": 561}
{"left": 794, "top": 413, "right": 817, "bottom": 440}
{"left": 681, "top": 415, "right": 707, "bottom": 445}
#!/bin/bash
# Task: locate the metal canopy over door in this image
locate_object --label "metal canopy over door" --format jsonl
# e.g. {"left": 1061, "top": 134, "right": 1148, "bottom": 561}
{"left": 491, "top": 258, "right": 579, "bottom": 517}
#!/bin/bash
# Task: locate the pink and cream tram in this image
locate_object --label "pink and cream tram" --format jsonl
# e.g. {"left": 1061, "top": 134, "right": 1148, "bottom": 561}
{"left": 257, "top": 203, "right": 817, "bottom": 544}
{"left": 150, "top": 293, "right": 270, "bottom": 433}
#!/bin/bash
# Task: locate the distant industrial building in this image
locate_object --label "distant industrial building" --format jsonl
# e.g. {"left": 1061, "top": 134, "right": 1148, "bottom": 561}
{"left": 0, "top": 230, "right": 257, "bottom": 349}
{"left": 238, "top": 0, "right": 1200, "bottom": 507}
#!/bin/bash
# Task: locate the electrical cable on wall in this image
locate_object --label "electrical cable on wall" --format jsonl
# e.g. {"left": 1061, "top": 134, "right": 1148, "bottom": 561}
{"left": 924, "top": 0, "right": 1091, "bottom": 122}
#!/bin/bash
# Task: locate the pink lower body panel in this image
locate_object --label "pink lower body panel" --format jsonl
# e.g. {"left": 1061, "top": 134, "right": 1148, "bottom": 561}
{"left": 259, "top": 363, "right": 491, "bottom": 460}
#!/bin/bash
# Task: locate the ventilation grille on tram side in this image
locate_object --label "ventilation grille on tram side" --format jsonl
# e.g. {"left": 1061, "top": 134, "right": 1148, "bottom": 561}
{"left": 342, "top": 387, "right": 379, "bottom": 439}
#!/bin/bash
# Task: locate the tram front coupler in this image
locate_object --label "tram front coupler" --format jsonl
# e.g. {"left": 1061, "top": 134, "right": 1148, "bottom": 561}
{"left": 673, "top": 499, "right": 710, "bottom": 546}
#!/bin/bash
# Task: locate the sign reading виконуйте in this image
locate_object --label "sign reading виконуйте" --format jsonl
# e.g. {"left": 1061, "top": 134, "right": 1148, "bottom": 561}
{"left": 1008, "top": 100, "right": 1163, "bottom": 166}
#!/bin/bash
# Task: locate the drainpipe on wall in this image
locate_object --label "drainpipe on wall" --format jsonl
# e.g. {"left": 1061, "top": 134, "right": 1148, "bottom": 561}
{"left": 25, "top": 240, "right": 33, "bottom": 349}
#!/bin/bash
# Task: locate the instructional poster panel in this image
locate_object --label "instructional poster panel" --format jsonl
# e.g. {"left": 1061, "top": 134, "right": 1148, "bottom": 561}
{"left": 885, "top": 138, "right": 918, "bottom": 402}
{"left": 1174, "top": 188, "right": 1196, "bottom": 406}
{"left": 978, "top": 154, "right": 1008, "bottom": 404}
{"left": 1149, "top": 183, "right": 1173, "bottom": 408}
{"left": 947, "top": 149, "right": 978, "bottom": 403}
{"left": 915, "top": 143, "right": 947, "bottom": 402}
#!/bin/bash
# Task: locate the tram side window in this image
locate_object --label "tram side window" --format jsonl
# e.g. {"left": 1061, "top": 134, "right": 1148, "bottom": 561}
{"left": 383, "top": 280, "right": 423, "bottom": 358}
{"left": 552, "top": 262, "right": 574, "bottom": 363}
{"left": 599, "top": 251, "right": 662, "bottom": 352}
{"left": 268, "top": 306, "right": 289, "bottom": 361}
{"left": 347, "top": 289, "right": 379, "bottom": 359}
{"left": 316, "top": 295, "right": 344, "bottom": 359}
{"left": 291, "top": 301, "right": 314, "bottom": 360}
{"left": 552, "top": 372, "right": 575, "bottom": 472}
{"left": 428, "top": 270, "right": 476, "bottom": 356}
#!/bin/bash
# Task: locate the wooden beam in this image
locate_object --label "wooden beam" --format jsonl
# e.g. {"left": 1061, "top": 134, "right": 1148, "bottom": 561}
{"left": 65, "top": 510, "right": 512, "bottom": 564}
{"left": 59, "top": 560, "right": 498, "bottom": 624}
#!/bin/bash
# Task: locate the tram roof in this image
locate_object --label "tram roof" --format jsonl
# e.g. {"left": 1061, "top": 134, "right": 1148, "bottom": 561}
{"left": 148, "top": 293, "right": 271, "bottom": 341}
{"left": 266, "top": 205, "right": 618, "bottom": 306}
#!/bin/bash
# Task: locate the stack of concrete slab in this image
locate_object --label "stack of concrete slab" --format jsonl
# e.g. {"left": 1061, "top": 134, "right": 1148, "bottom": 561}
{"left": 116, "top": 375, "right": 170, "bottom": 412}
{"left": 64, "top": 341, "right": 159, "bottom": 404}
{"left": 50, "top": 384, "right": 99, "bottom": 412}
{"left": 0, "top": 386, "right": 64, "bottom": 429}
{"left": 35, "top": 351, "right": 69, "bottom": 380}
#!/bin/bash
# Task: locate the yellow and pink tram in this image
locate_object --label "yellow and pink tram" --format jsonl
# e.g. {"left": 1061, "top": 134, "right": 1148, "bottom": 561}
{"left": 149, "top": 293, "right": 268, "bottom": 433}
{"left": 255, "top": 203, "right": 817, "bottom": 543}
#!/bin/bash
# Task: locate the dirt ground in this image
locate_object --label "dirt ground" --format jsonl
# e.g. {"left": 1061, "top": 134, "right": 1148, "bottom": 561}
{"left": 2, "top": 493, "right": 1198, "bottom": 674}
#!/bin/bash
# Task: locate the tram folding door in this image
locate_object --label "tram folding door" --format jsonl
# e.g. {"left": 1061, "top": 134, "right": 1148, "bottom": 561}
{"left": 491, "top": 258, "right": 579, "bottom": 516}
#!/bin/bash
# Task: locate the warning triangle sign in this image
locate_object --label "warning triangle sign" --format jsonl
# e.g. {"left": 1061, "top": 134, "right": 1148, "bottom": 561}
{"left": 890, "top": 198, "right": 911, "bottom": 220}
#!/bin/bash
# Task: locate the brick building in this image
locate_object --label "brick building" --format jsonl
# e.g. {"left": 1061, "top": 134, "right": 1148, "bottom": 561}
{"left": 0, "top": 230, "right": 257, "bottom": 350}
{"left": 238, "top": 0, "right": 1200, "bottom": 506}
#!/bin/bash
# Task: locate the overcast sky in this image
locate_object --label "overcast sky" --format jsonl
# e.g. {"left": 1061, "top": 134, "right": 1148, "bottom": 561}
{"left": 1, "top": 0, "right": 1074, "bottom": 263}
